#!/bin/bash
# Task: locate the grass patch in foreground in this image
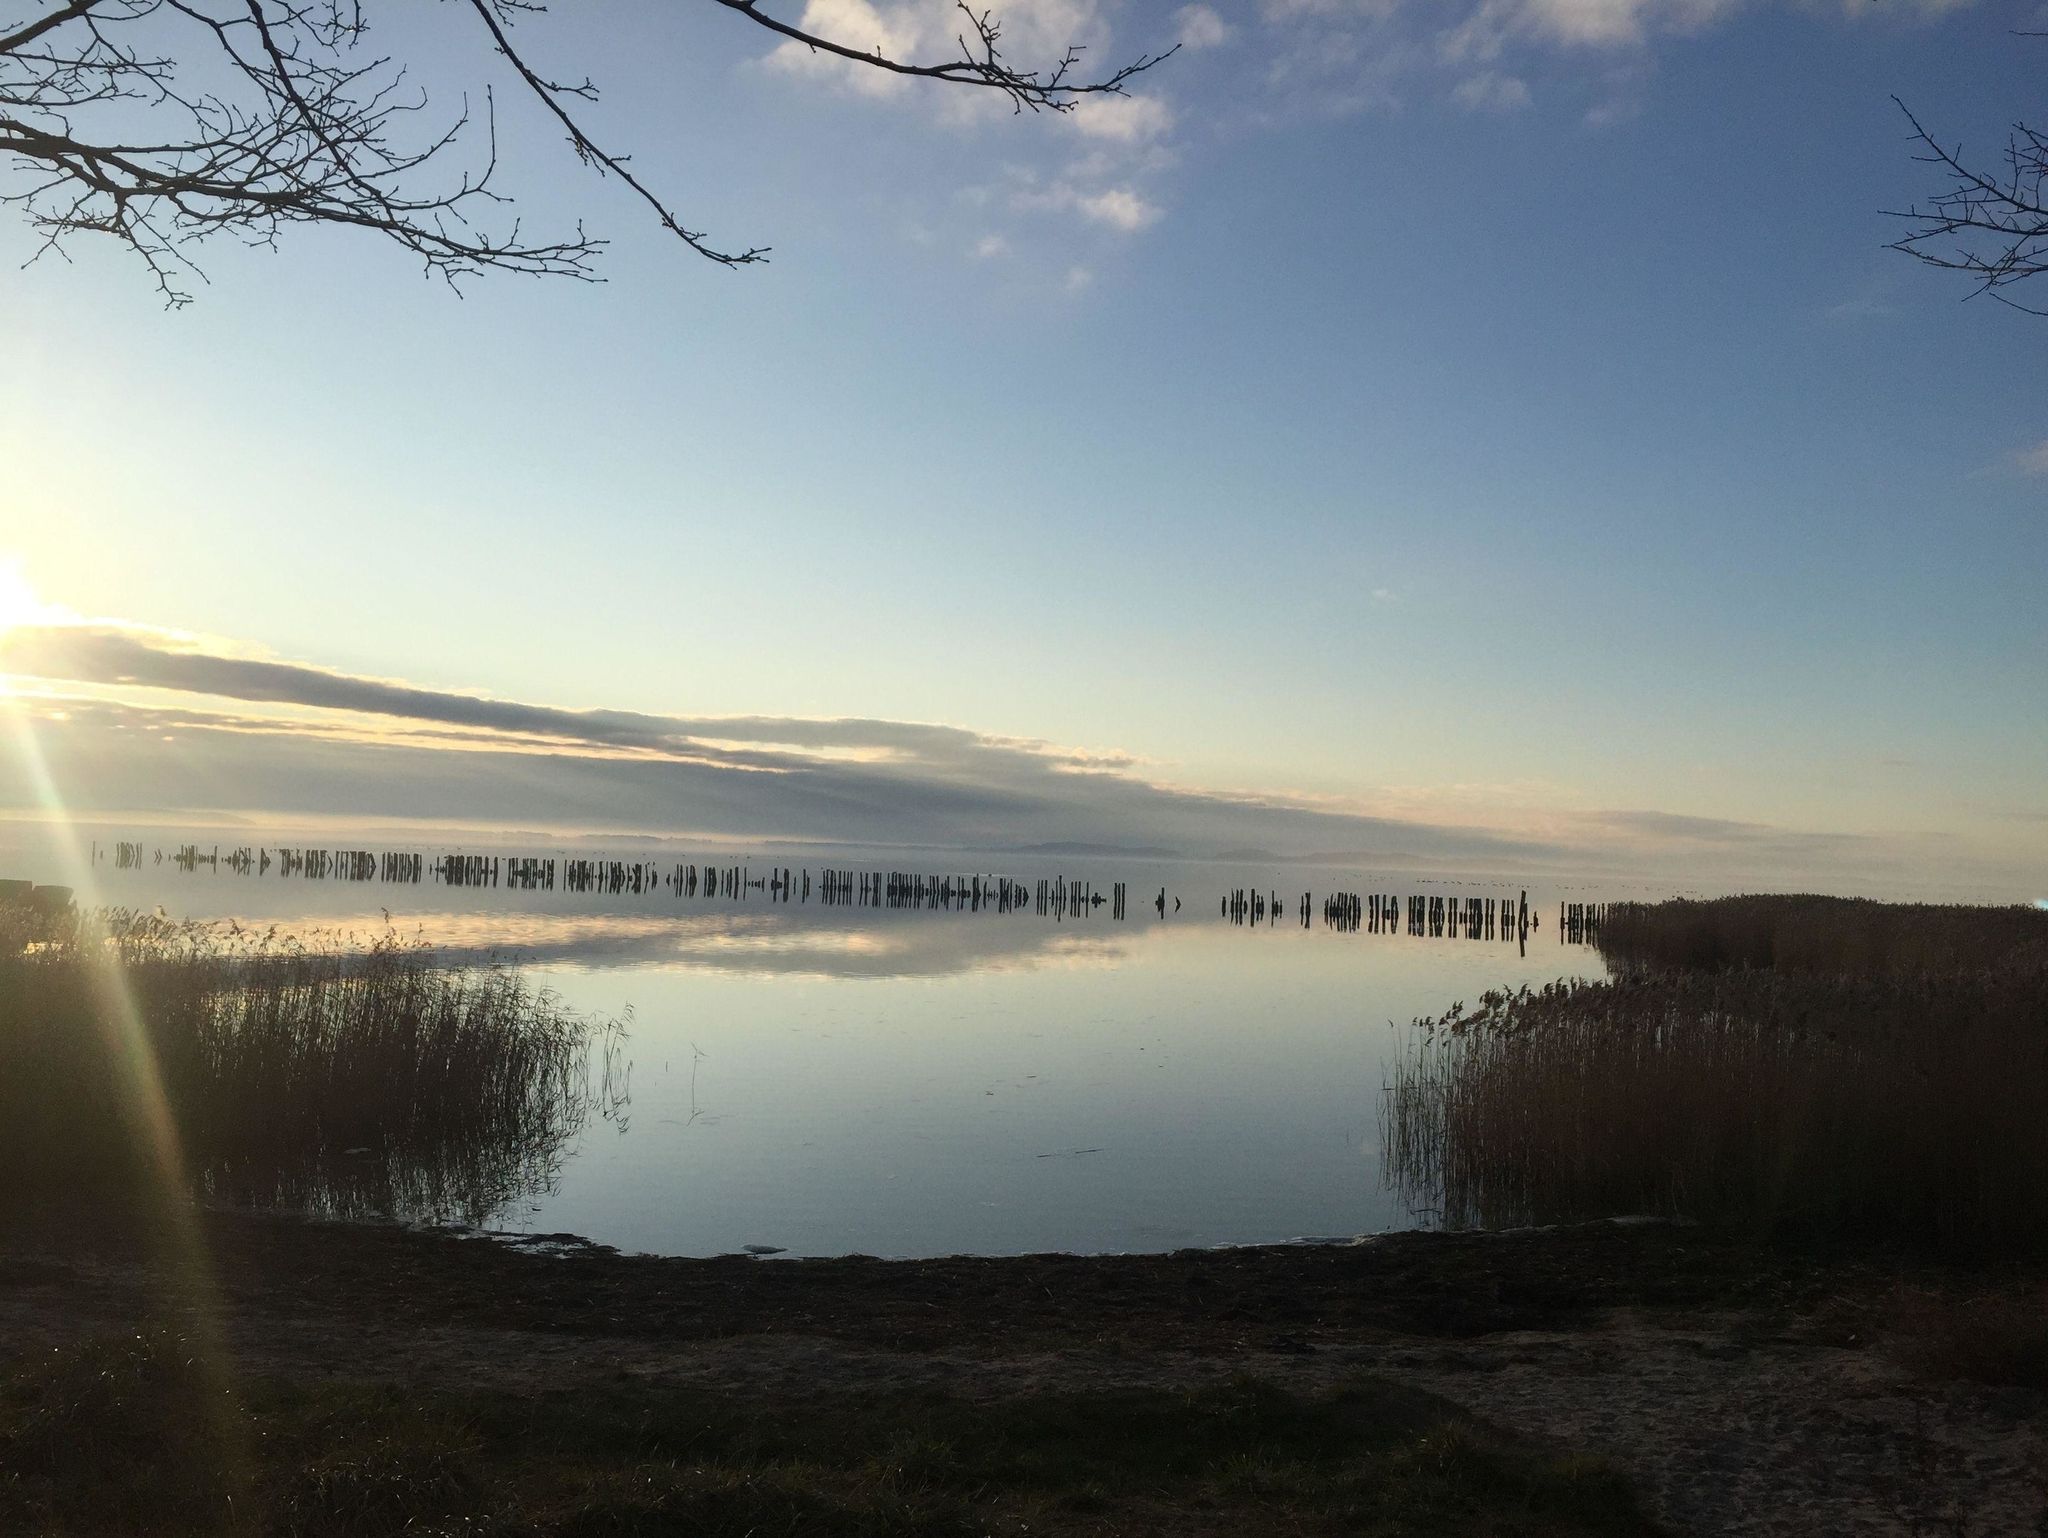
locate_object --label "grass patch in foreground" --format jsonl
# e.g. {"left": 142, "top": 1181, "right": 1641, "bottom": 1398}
{"left": 0, "top": 1328, "right": 1656, "bottom": 1537}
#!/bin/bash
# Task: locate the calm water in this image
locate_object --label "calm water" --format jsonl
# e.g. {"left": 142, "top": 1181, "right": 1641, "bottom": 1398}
{"left": 8, "top": 830, "right": 1641, "bottom": 1258}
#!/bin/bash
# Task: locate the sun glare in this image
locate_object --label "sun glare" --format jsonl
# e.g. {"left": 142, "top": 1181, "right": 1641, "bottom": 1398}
{"left": 0, "top": 559, "right": 50, "bottom": 635}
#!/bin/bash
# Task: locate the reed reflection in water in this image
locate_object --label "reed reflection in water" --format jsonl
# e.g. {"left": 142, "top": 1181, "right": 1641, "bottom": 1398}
{"left": 0, "top": 907, "right": 629, "bottom": 1227}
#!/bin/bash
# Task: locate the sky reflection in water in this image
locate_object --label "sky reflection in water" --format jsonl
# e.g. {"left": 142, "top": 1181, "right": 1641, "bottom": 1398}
{"left": 29, "top": 836, "right": 1617, "bottom": 1257}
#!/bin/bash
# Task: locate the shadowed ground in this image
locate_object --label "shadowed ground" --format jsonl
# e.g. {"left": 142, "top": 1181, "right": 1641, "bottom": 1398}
{"left": 2, "top": 1214, "right": 2041, "bottom": 1535}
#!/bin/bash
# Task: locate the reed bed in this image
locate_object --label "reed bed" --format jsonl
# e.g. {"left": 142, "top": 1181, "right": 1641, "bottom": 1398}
{"left": 1595, "top": 894, "right": 2048, "bottom": 977}
{"left": 1384, "top": 965, "right": 2048, "bottom": 1257}
{"left": 0, "top": 911, "right": 627, "bottom": 1225}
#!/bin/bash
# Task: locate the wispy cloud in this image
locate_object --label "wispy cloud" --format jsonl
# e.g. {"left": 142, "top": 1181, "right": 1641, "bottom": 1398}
{"left": 1255, "top": 0, "right": 1978, "bottom": 119}
{"left": 1175, "top": 3, "right": 1233, "bottom": 49}
{"left": 1823, "top": 271, "right": 1900, "bottom": 323}
{"left": 1442, "top": 0, "right": 1771, "bottom": 59}
{"left": 750, "top": 0, "right": 1182, "bottom": 263}
{"left": 2015, "top": 438, "right": 2048, "bottom": 477}
{"left": 1069, "top": 93, "right": 1176, "bottom": 142}
{"left": 763, "top": 0, "right": 1985, "bottom": 272}
{"left": 1011, "top": 174, "right": 1165, "bottom": 232}
{"left": 1451, "top": 69, "right": 1532, "bottom": 110}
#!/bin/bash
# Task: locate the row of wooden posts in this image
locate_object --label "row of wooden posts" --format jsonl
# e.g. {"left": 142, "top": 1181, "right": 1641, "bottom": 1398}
{"left": 90, "top": 841, "right": 1139, "bottom": 923}
{"left": 1560, "top": 902, "right": 1608, "bottom": 943}
{"left": 1227, "top": 889, "right": 1543, "bottom": 945}
{"left": 1317, "top": 891, "right": 1538, "bottom": 939}
{"left": 82, "top": 841, "right": 1607, "bottom": 943}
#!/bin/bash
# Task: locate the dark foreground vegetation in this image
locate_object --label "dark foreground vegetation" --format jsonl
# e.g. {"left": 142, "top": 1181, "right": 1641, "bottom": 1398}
{"left": 0, "top": 1321, "right": 1649, "bottom": 1538}
{"left": 0, "top": 907, "right": 624, "bottom": 1225}
{"left": 1388, "top": 894, "right": 2048, "bottom": 1256}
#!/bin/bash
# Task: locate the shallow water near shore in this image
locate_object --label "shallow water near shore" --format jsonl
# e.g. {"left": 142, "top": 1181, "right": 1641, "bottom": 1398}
{"left": 9, "top": 829, "right": 1643, "bottom": 1258}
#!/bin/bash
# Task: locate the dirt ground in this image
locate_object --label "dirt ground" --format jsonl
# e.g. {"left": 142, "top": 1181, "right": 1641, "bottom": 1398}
{"left": 1, "top": 1213, "right": 2041, "bottom": 1536}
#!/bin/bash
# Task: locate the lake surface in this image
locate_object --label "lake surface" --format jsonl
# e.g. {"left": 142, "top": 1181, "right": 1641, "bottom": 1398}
{"left": 6, "top": 829, "right": 1644, "bottom": 1258}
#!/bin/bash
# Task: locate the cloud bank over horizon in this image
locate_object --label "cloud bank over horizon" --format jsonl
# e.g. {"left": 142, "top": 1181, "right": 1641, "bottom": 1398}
{"left": 0, "top": 620, "right": 2027, "bottom": 900}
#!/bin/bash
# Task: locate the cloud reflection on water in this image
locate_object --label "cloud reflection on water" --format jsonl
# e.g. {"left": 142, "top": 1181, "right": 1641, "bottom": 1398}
{"left": 331, "top": 906, "right": 1145, "bottom": 981}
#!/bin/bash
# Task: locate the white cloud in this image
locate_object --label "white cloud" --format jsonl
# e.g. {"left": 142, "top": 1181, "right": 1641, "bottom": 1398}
{"left": 1064, "top": 264, "right": 1095, "bottom": 291}
{"left": 1070, "top": 93, "right": 1176, "bottom": 142}
{"left": 2016, "top": 439, "right": 2048, "bottom": 477}
{"left": 1438, "top": 0, "right": 1512, "bottom": 62}
{"left": 763, "top": 0, "right": 924, "bottom": 98}
{"left": 1451, "top": 69, "right": 1532, "bottom": 109}
{"left": 1521, "top": 0, "right": 1659, "bottom": 46}
{"left": 758, "top": 0, "right": 1178, "bottom": 261}
{"left": 1011, "top": 175, "right": 1165, "bottom": 232}
{"left": 763, "top": 0, "right": 1112, "bottom": 103}
{"left": 1076, "top": 186, "right": 1164, "bottom": 231}
{"left": 1175, "top": 3, "right": 1232, "bottom": 48}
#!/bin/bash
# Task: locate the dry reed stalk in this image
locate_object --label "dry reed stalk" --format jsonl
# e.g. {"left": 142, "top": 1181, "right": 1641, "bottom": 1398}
{"left": 1384, "top": 965, "right": 2048, "bottom": 1257}
{"left": 1596, "top": 895, "right": 2048, "bottom": 978}
{"left": 0, "top": 912, "right": 628, "bottom": 1226}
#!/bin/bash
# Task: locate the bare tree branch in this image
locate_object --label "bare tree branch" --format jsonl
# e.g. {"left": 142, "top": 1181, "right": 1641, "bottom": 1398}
{"left": 0, "top": 0, "right": 1173, "bottom": 303}
{"left": 1887, "top": 91, "right": 2048, "bottom": 317}
{"left": 708, "top": 0, "right": 1175, "bottom": 114}
{"left": 460, "top": 0, "right": 764, "bottom": 268}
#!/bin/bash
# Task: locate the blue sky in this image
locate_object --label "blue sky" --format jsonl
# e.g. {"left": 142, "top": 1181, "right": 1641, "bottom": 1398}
{"left": 1, "top": 0, "right": 2042, "bottom": 895}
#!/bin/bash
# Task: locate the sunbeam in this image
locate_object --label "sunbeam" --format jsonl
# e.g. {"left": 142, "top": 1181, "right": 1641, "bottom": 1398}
{"left": 0, "top": 681, "right": 251, "bottom": 1507}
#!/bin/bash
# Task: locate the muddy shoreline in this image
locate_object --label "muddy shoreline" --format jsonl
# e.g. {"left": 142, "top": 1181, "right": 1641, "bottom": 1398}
{"left": 0, "top": 1209, "right": 1944, "bottom": 1355}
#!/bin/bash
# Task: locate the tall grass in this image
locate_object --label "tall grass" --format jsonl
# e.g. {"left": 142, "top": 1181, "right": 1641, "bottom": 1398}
{"left": 1595, "top": 894, "right": 2048, "bottom": 978}
{"left": 0, "top": 911, "right": 627, "bottom": 1226}
{"left": 1384, "top": 962, "right": 2048, "bottom": 1257}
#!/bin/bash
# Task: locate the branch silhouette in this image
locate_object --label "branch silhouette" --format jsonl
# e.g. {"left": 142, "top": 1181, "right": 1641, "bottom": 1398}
{"left": 1888, "top": 84, "right": 2048, "bottom": 316}
{"left": 0, "top": 0, "right": 1174, "bottom": 303}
